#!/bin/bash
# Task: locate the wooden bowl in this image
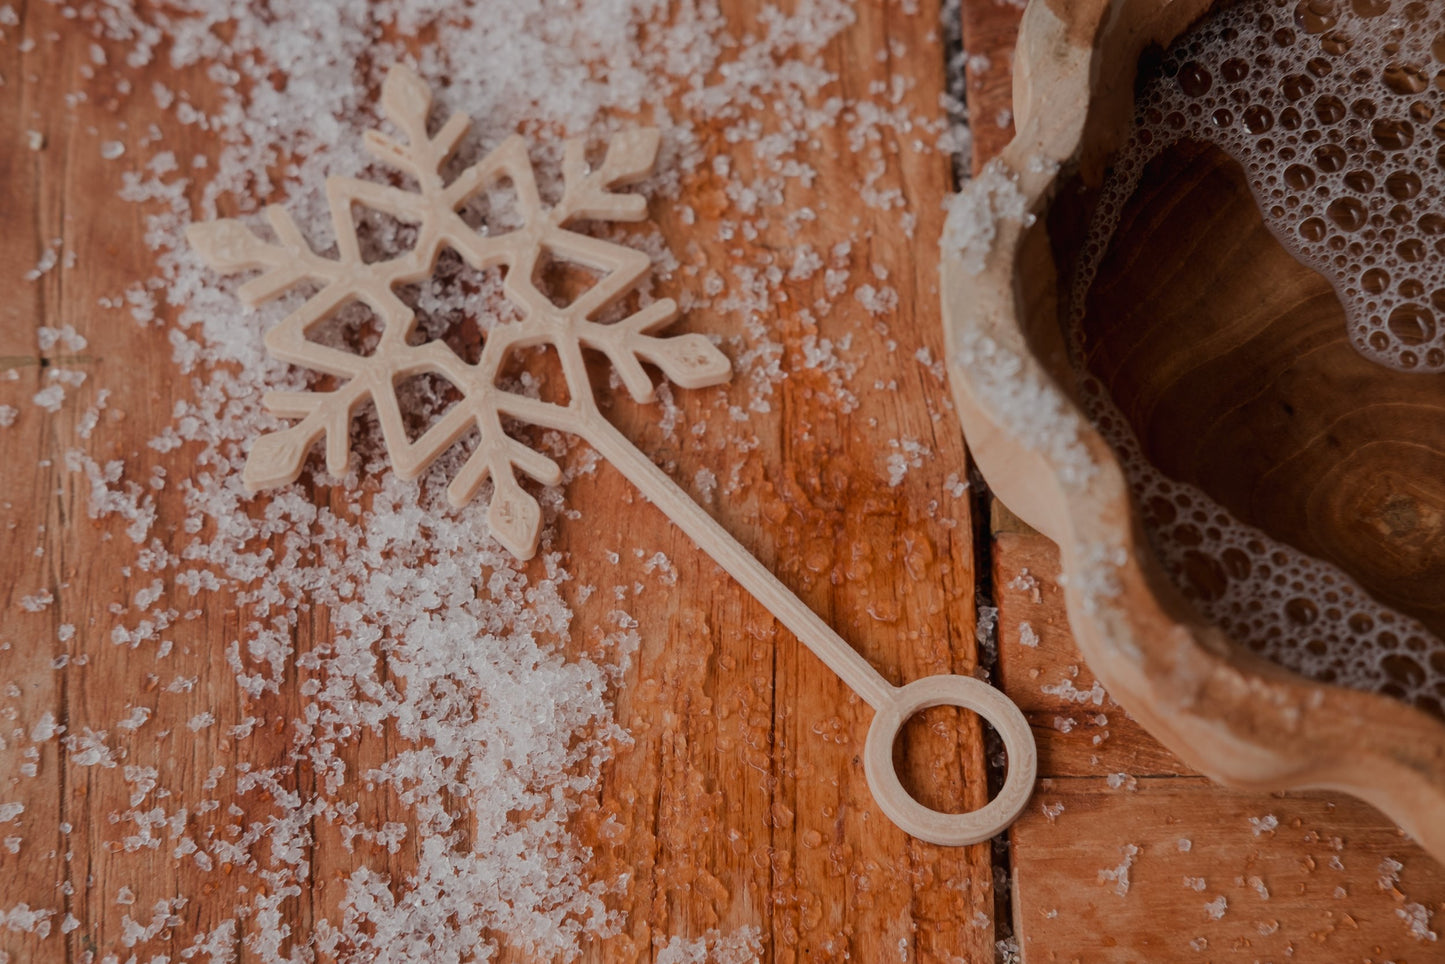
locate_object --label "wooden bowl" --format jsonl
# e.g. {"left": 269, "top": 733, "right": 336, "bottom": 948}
{"left": 940, "top": 0, "right": 1445, "bottom": 860}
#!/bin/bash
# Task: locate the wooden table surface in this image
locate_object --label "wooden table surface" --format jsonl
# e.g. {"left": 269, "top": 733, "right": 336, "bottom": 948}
{"left": 1, "top": 2, "right": 1441, "bottom": 963}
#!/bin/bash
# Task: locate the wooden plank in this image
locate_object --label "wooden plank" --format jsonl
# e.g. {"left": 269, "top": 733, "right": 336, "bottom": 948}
{"left": 576, "top": 1, "right": 996, "bottom": 956}
{"left": 995, "top": 509, "right": 1445, "bottom": 960}
{"left": 960, "top": 0, "right": 1022, "bottom": 174}
{"left": 0, "top": 2, "right": 995, "bottom": 962}
{"left": 1013, "top": 778, "right": 1445, "bottom": 962}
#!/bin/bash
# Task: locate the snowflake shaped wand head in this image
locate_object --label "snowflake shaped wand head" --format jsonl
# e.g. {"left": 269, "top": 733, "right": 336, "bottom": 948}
{"left": 189, "top": 64, "right": 1039, "bottom": 847}
{"left": 187, "top": 64, "right": 732, "bottom": 559}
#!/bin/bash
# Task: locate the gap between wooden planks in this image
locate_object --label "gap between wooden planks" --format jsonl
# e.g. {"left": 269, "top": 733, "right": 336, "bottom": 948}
{"left": 959, "top": 2, "right": 1445, "bottom": 961}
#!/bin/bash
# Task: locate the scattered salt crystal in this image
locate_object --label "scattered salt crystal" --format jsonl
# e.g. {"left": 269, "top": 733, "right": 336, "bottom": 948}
{"left": 1398, "top": 902, "right": 1438, "bottom": 941}
{"left": 116, "top": 707, "right": 151, "bottom": 731}
{"left": 1042, "top": 677, "right": 1108, "bottom": 706}
{"left": 952, "top": 332, "right": 1097, "bottom": 493}
{"left": 1379, "top": 856, "right": 1405, "bottom": 890}
{"left": 942, "top": 158, "right": 1031, "bottom": 275}
{"left": 0, "top": 405, "right": 16, "bottom": 427}
{"left": 853, "top": 283, "right": 898, "bottom": 316}
{"left": 48, "top": 369, "right": 86, "bottom": 388}
{"left": 37, "top": 324, "right": 87, "bottom": 352}
{"left": 1183, "top": 876, "right": 1206, "bottom": 892}
{"left": 1204, "top": 896, "right": 1228, "bottom": 920}
{"left": 0, "top": 803, "right": 23, "bottom": 823}
{"left": 1248, "top": 875, "right": 1270, "bottom": 900}
{"left": 29, "top": 713, "right": 59, "bottom": 742}
{"left": 0, "top": 903, "right": 54, "bottom": 937}
{"left": 19, "top": 589, "right": 53, "bottom": 612}
{"left": 1098, "top": 844, "right": 1139, "bottom": 896}
{"left": 642, "top": 551, "right": 678, "bottom": 586}
{"left": 32, "top": 385, "right": 64, "bottom": 412}
{"left": 1008, "top": 568, "right": 1042, "bottom": 603}
{"left": 885, "top": 436, "right": 930, "bottom": 486}
{"left": 693, "top": 468, "right": 717, "bottom": 505}
{"left": 25, "top": 130, "right": 43, "bottom": 151}
{"left": 654, "top": 925, "right": 764, "bottom": 964}
{"left": 1018, "top": 621, "right": 1039, "bottom": 648}
{"left": 1040, "top": 801, "right": 1064, "bottom": 823}
{"left": 67, "top": 729, "right": 116, "bottom": 768}
{"left": 1248, "top": 814, "right": 1278, "bottom": 836}
{"left": 23, "top": 238, "right": 61, "bottom": 281}
{"left": 1177, "top": 838, "right": 1192, "bottom": 852}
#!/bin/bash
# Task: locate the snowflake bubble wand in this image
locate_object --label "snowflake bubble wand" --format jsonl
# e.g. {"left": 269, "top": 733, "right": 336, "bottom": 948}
{"left": 189, "top": 65, "right": 1036, "bottom": 846}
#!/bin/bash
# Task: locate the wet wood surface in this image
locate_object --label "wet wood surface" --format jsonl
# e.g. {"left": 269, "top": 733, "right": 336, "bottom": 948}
{"left": 0, "top": 2, "right": 994, "bottom": 963}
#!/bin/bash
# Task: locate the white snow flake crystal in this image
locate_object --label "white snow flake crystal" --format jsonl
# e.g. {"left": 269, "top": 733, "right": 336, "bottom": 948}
{"left": 1098, "top": 844, "right": 1139, "bottom": 897}
{"left": 37, "top": 325, "right": 87, "bottom": 351}
{"left": 951, "top": 331, "right": 1097, "bottom": 492}
{"left": 941, "top": 157, "right": 1032, "bottom": 275}
{"left": 654, "top": 926, "right": 764, "bottom": 964}
{"left": 1105, "top": 772, "right": 1137, "bottom": 792}
{"left": 1042, "top": 676, "right": 1108, "bottom": 706}
{"left": 19, "top": 589, "right": 54, "bottom": 612}
{"left": 1398, "top": 902, "right": 1439, "bottom": 942}
{"left": 32, "top": 385, "right": 65, "bottom": 412}
{"left": 884, "top": 436, "right": 930, "bottom": 486}
{"left": 1248, "top": 813, "right": 1278, "bottom": 836}
{"left": 23, "top": 238, "right": 62, "bottom": 281}
{"left": 1379, "top": 856, "right": 1405, "bottom": 890}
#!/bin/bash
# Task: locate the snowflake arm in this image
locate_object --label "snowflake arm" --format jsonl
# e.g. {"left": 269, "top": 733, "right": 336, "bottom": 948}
{"left": 188, "top": 64, "right": 730, "bottom": 560}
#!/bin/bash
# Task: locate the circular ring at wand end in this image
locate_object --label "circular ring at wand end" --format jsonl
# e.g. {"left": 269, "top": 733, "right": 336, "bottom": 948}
{"left": 862, "top": 674, "right": 1037, "bottom": 847}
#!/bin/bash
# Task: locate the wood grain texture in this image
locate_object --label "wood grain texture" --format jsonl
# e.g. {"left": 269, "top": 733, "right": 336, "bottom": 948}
{"left": 960, "top": 0, "right": 1021, "bottom": 175}
{"left": 0, "top": 2, "right": 997, "bottom": 963}
{"left": 1081, "top": 139, "right": 1445, "bottom": 649}
{"left": 994, "top": 523, "right": 1445, "bottom": 962}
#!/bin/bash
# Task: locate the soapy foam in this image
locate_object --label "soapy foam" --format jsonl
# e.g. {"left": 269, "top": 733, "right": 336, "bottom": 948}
{"left": 1101, "top": 0, "right": 1445, "bottom": 372}
{"left": 1069, "top": 0, "right": 1445, "bottom": 714}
